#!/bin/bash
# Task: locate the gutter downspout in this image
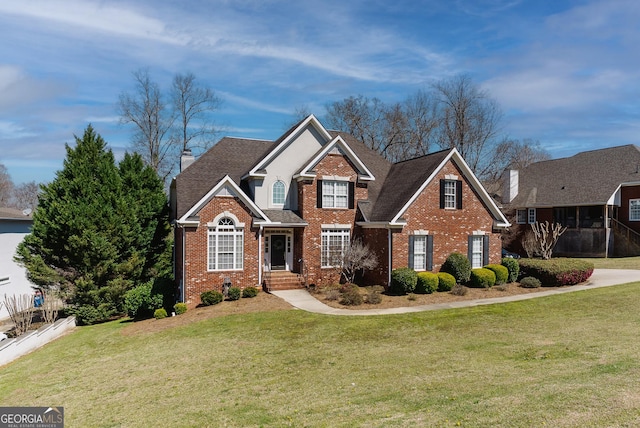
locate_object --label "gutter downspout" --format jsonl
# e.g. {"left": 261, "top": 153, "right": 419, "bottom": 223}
{"left": 258, "top": 225, "right": 263, "bottom": 287}
{"left": 181, "top": 225, "right": 186, "bottom": 303}
{"left": 388, "top": 228, "right": 392, "bottom": 286}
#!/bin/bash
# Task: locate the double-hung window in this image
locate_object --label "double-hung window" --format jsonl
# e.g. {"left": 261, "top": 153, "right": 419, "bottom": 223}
{"left": 630, "top": 199, "right": 640, "bottom": 221}
{"left": 468, "top": 235, "right": 489, "bottom": 269}
{"left": 440, "top": 179, "right": 462, "bottom": 209}
{"left": 409, "top": 235, "right": 433, "bottom": 271}
{"left": 322, "top": 180, "right": 348, "bottom": 208}
{"left": 321, "top": 228, "right": 350, "bottom": 267}
{"left": 208, "top": 217, "right": 244, "bottom": 271}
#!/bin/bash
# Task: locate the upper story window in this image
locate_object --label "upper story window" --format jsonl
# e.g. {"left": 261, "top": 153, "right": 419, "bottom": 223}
{"left": 317, "top": 180, "right": 354, "bottom": 209}
{"left": 630, "top": 199, "right": 640, "bottom": 221}
{"left": 272, "top": 180, "right": 285, "bottom": 205}
{"left": 208, "top": 217, "right": 243, "bottom": 271}
{"left": 440, "top": 179, "right": 462, "bottom": 210}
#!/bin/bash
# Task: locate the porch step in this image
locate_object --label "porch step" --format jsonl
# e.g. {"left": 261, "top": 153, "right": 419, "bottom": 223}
{"left": 265, "top": 271, "right": 305, "bottom": 291}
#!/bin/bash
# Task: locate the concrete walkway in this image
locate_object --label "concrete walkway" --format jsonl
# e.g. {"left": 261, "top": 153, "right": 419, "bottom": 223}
{"left": 270, "top": 269, "right": 640, "bottom": 316}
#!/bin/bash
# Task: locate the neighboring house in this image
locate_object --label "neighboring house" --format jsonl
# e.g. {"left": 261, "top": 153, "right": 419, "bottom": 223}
{"left": 170, "top": 115, "right": 510, "bottom": 306}
{"left": 0, "top": 207, "right": 35, "bottom": 320}
{"left": 502, "top": 144, "right": 640, "bottom": 257}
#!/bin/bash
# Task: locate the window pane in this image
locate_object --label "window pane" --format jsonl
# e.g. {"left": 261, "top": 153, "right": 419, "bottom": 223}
{"left": 273, "top": 181, "right": 285, "bottom": 205}
{"left": 631, "top": 200, "right": 640, "bottom": 221}
{"left": 321, "top": 229, "right": 350, "bottom": 267}
{"left": 444, "top": 181, "right": 456, "bottom": 209}
{"left": 322, "top": 180, "right": 349, "bottom": 208}
{"left": 471, "top": 236, "right": 483, "bottom": 269}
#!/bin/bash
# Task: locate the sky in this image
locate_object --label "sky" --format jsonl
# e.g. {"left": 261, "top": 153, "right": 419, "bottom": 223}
{"left": 1, "top": 0, "right": 639, "bottom": 185}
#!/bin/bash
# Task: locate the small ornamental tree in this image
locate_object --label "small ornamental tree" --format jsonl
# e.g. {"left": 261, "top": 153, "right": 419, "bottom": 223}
{"left": 529, "top": 221, "right": 568, "bottom": 260}
{"left": 341, "top": 238, "right": 378, "bottom": 284}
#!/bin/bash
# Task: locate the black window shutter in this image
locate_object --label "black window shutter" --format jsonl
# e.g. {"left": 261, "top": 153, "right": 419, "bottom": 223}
{"left": 348, "top": 181, "right": 355, "bottom": 209}
{"left": 483, "top": 235, "right": 490, "bottom": 266}
{"left": 456, "top": 180, "right": 463, "bottom": 209}
{"left": 439, "top": 179, "right": 445, "bottom": 209}
{"left": 316, "top": 180, "right": 323, "bottom": 208}
{"left": 468, "top": 235, "right": 473, "bottom": 263}
{"left": 426, "top": 235, "right": 434, "bottom": 271}
{"left": 408, "top": 236, "right": 415, "bottom": 269}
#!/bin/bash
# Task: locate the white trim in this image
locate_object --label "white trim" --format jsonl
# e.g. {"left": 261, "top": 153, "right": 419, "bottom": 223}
{"left": 177, "top": 175, "right": 270, "bottom": 225}
{"left": 445, "top": 174, "right": 459, "bottom": 180}
{"left": 247, "top": 114, "right": 333, "bottom": 178}
{"left": 208, "top": 211, "right": 245, "bottom": 228}
{"left": 321, "top": 223, "right": 352, "bottom": 229}
{"left": 390, "top": 148, "right": 511, "bottom": 228}
{"left": 414, "top": 229, "right": 429, "bottom": 235}
{"left": 322, "top": 175, "right": 351, "bottom": 181}
{"left": 297, "top": 135, "right": 376, "bottom": 181}
{"left": 630, "top": 198, "right": 640, "bottom": 221}
{"left": 472, "top": 230, "right": 486, "bottom": 235}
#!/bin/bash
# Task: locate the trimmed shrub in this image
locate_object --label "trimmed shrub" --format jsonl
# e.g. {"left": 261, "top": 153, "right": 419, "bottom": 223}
{"left": 501, "top": 257, "right": 520, "bottom": 283}
{"left": 441, "top": 253, "right": 471, "bottom": 284}
{"left": 364, "top": 289, "right": 382, "bottom": 304}
{"left": 485, "top": 264, "right": 509, "bottom": 285}
{"left": 390, "top": 267, "right": 418, "bottom": 295}
{"left": 73, "top": 305, "right": 104, "bottom": 326}
{"left": 173, "top": 302, "right": 187, "bottom": 315}
{"left": 200, "top": 290, "right": 223, "bottom": 306}
{"left": 520, "top": 276, "right": 541, "bottom": 288}
{"left": 450, "top": 283, "right": 469, "bottom": 296}
{"left": 123, "top": 281, "right": 163, "bottom": 319}
{"left": 242, "top": 286, "right": 259, "bottom": 298}
{"left": 437, "top": 272, "right": 456, "bottom": 292}
{"left": 339, "top": 283, "right": 363, "bottom": 306}
{"left": 469, "top": 268, "right": 496, "bottom": 288}
{"left": 518, "top": 258, "right": 594, "bottom": 286}
{"left": 227, "top": 286, "right": 242, "bottom": 301}
{"left": 416, "top": 272, "right": 439, "bottom": 294}
{"left": 324, "top": 287, "right": 341, "bottom": 301}
{"left": 154, "top": 308, "right": 167, "bottom": 319}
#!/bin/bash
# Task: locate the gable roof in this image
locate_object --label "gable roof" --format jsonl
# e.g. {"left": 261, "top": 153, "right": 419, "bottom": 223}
{"left": 295, "top": 135, "right": 376, "bottom": 181}
{"left": 508, "top": 144, "right": 640, "bottom": 208}
{"left": 173, "top": 137, "right": 276, "bottom": 219}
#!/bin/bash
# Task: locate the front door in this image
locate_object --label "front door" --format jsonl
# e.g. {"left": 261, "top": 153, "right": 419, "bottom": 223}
{"left": 270, "top": 235, "right": 286, "bottom": 270}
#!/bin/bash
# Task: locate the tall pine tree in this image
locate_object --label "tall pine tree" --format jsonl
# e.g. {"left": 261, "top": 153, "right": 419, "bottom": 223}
{"left": 16, "top": 125, "right": 170, "bottom": 324}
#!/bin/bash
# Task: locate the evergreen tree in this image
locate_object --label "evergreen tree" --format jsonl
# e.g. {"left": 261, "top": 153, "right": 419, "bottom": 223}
{"left": 16, "top": 125, "right": 170, "bottom": 324}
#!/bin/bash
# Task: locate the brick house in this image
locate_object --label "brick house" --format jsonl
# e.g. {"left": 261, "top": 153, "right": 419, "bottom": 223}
{"left": 502, "top": 144, "right": 640, "bottom": 257}
{"left": 170, "top": 115, "right": 510, "bottom": 306}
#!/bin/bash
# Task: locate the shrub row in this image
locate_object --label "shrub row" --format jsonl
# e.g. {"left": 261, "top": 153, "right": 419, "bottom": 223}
{"left": 390, "top": 268, "right": 457, "bottom": 294}
{"left": 518, "top": 258, "right": 594, "bottom": 286}
{"left": 200, "top": 286, "right": 260, "bottom": 306}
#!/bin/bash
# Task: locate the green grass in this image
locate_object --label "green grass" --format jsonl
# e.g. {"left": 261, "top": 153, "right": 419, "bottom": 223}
{"left": 3, "top": 284, "right": 640, "bottom": 427}
{"left": 576, "top": 256, "right": 640, "bottom": 270}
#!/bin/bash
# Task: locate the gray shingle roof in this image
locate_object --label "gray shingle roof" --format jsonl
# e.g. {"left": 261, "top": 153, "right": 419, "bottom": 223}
{"left": 508, "top": 144, "right": 640, "bottom": 208}
{"left": 369, "top": 149, "right": 450, "bottom": 222}
{"left": 261, "top": 209, "right": 307, "bottom": 225}
{"left": 0, "top": 207, "right": 33, "bottom": 220}
{"left": 173, "top": 137, "right": 276, "bottom": 219}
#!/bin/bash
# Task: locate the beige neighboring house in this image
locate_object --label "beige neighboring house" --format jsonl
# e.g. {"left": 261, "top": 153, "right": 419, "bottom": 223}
{"left": 0, "top": 207, "right": 35, "bottom": 320}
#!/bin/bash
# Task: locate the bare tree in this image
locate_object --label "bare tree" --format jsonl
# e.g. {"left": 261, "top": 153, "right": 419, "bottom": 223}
{"left": 0, "top": 163, "right": 14, "bottom": 206}
{"left": 171, "top": 72, "right": 222, "bottom": 153}
{"left": 530, "top": 221, "right": 568, "bottom": 260}
{"left": 285, "top": 104, "right": 312, "bottom": 130}
{"left": 403, "top": 89, "right": 439, "bottom": 158}
{"left": 341, "top": 238, "right": 378, "bottom": 284}
{"left": 11, "top": 181, "right": 39, "bottom": 211}
{"left": 432, "top": 74, "right": 503, "bottom": 178}
{"left": 118, "top": 69, "right": 175, "bottom": 181}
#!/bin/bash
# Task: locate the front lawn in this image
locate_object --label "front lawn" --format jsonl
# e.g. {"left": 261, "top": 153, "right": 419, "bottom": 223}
{"left": 1, "top": 283, "right": 640, "bottom": 427}
{"left": 576, "top": 256, "right": 640, "bottom": 270}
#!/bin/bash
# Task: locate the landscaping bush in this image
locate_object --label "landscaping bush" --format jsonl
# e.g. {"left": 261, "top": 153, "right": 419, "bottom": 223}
{"left": 390, "top": 267, "right": 418, "bottom": 295}
{"left": 364, "top": 289, "right": 382, "bottom": 304}
{"left": 73, "top": 305, "right": 104, "bottom": 326}
{"left": 485, "top": 264, "right": 509, "bottom": 285}
{"left": 227, "top": 286, "right": 242, "bottom": 301}
{"left": 324, "top": 288, "right": 341, "bottom": 301}
{"left": 520, "top": 276, "right": 541, "bottom": 288}
{"left": 440, "top": 253, "right": 471, "bottom": 284}
{"left": 437, "top": 272, "right": 456, "bottom": 292}
{"left": 450, "top": 283, "right": 468, "bottom": 296}
{"left": 242, "top": 286, "right": 259, "bottom": 298}
{"left": 416, "top": 272, "right": 439, "bottom": 294}
{"left": 200, "top": 290, "right": 223, "bottom": 306}
{"left": 501, "top": 257, "right": 520, "bottom": 283}
{"left": 154, "top": 308, "right": 167, "bottom": 319}
{"left": 518, "top": 258, "right": 594, "bottom": 286}
{"left": 339, "top": 283, "right": 363, "bottom": 306}
{"left": 469, "top": 268, "right": 496, "bottom": 288}
{"left": 173, "top": 302, "right": 187, "bottom": 315}
{"left": 123, "top": 281, "right": 163, "bottom": 319}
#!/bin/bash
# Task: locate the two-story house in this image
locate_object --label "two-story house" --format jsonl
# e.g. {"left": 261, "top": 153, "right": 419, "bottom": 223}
{"left": 170, "top": 115, "right": 510, "bottom": 306}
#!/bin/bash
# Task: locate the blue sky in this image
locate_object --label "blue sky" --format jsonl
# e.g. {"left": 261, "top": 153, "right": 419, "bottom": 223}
{"left": 1, "top": 0, "right": 639, "bottom": 184}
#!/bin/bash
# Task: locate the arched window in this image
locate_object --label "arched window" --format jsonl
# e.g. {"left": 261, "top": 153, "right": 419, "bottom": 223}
{"left": 272, "top": 180, "right": 285, "bottom": 205}
{"left": 208, "top": 217, "right": 243, "bottom": 271}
